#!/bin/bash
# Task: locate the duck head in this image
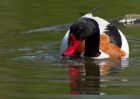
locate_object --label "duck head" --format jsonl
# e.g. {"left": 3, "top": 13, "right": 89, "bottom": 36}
{"left": 63, "top": 18, "right": 101, "bottom": 57}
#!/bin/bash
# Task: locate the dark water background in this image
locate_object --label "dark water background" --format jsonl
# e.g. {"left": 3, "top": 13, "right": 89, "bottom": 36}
{"left": 0, "top": 0, "right": 140, "bottom": 98}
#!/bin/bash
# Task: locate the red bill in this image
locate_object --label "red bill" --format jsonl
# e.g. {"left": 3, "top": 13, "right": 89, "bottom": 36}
{"left": 64, "top": 33, "right": 81, "bottom": 56}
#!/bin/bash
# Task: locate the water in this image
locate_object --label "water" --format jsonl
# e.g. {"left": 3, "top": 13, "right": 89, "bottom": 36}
{"left": 0, "top": 0, "right": 140, "bottom": 98}
{"left": 0, "top": 25, "right": 139, "bottom": 99}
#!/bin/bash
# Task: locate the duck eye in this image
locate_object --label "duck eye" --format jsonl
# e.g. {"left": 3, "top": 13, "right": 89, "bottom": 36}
{"left": 76, "top": 32, "right": 85, "bottom": 40}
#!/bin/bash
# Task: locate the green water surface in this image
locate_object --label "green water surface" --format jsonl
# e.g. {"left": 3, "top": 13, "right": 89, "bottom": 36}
{"left": 0, "top": 0, "right": 140, "bottom": 99}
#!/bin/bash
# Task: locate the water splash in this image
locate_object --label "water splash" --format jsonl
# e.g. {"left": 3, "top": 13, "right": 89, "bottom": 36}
{"left": 12, "top": 42, "right": 61, "bottom": 64}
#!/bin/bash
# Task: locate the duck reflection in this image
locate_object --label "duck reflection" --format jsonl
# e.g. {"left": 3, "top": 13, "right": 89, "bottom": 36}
{"left": 63, "top": 58, "right": 128, "bottom": 95}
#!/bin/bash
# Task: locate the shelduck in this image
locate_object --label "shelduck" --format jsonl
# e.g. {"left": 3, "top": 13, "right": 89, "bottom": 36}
{"left": 60, "top": 13, "right": 129, "bottom": 59}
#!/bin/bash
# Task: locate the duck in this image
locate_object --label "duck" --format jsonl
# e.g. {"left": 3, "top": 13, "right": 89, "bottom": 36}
{"left": 60, "top": 13, "right": 129, "bottom": 59}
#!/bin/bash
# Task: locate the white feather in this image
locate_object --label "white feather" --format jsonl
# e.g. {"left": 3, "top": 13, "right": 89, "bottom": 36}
{"left": 60, "top": 30, "right": 69, "bottom": 54}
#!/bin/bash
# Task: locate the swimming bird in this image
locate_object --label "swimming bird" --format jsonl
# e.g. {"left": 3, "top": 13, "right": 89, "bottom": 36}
{"left": 60, "top": 13, "right": 129, "bottom": 59}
